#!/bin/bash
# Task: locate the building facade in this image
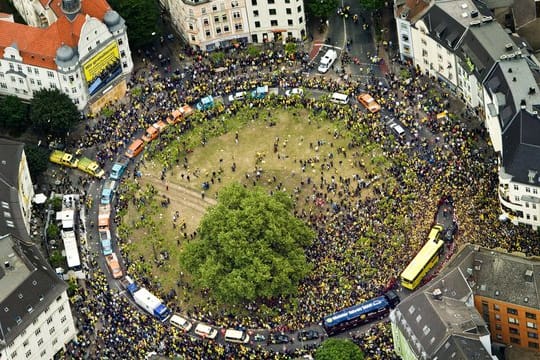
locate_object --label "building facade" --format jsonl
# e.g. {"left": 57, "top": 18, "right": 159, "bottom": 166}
{"left": 164, "top": 0, "right": 306, "bottom": 51}
{"left": 0, "top": 0, "right": 133, "bottom": 112}
{"left": 394, "top": 0, "right": 540, "bottom": 229}
{"left": 392, "top": 244, "right": 540, "bottom": 356}
{"left": 0, "top": 139, "right": 76, "bottom": 360}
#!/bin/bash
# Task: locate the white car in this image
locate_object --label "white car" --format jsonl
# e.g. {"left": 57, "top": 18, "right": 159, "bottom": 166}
{"left": 317, "top": 49, "right": 338, "bottom": 73}
{"left": 228, "top": 91, "right": 246, "bottom": 102}
{"left": 285, "top": 88, "right": 304, "bottom": 97}
{"left": 170, "top": 314, "right": 192, "bottom": 332}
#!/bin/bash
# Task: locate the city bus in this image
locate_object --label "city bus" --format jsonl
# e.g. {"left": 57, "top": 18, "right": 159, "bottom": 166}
{"left": 400, "top": 225, "right": 445, "bottom": 290}
{"left": 322, "top": 291, "right": 400, "bottom": 336}
{"left": 62, "top": 230, "right": 81, "bottom": 270}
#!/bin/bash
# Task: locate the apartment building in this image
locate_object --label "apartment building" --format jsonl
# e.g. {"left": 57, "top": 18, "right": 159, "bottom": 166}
{"left": 164, "top": 0, "right": 306, "bottom": 51}
{"left": 0, "top": 139, "right": 77, "bottom": 360}
{"left": 392, "top": 243, "right": 540, "bottom": 357}
{"left": 394, "top": 0, "right": 540, "bottom": 229}
{"left": 0, "top": 0, "right": 133, "bottom": 112}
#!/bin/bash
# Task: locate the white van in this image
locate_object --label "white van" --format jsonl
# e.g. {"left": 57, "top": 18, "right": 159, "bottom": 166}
{"left": 330, "top": 92, "right": 349, "bottom": 105}
{"left": 224, "top": 329, "right": 250, "bottom": 344}
{"left": 317, "top": 49, "right": 337, "bottom": 73}
{"left": 390, "top": 123, "right": 406, "bottom": 137}
{"left": 170, "top": 314, "right": 192, "bottom": 332}
{"left": 194, "top": 323, "right": 218, "bottom": 339}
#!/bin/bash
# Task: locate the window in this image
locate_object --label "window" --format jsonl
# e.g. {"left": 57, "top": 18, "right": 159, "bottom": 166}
{"left": 61, "top": 315, "right": 67, "bottom": 323}
{"left": 495, "top": 314, "right": 501, "bottom": 320}
{"left": 268, "top": 0, "right": 275, "bottom": 3}
{"left": 216, "top": 27, "right": 221, "bottom": 34}
{"left": 510, "top": 327, "right": 519, "bottom": 335}
{"left": 526, "top": 187, "right": 531, "bottom": 193}
{"left": 69, "top": 75, "right": 74, "bottom": 82}
{"left": 297, "top": 5, "right": 301, "bottom": 12}
{"left": 286, "top": 8, "right": 292, "bottom": 14}
{"left": 496, "top": 334, "right": 503, "bottom": 340}
{"left": 0, "top": 83, "right": 6, "bottom": 89}
{"left": 508, "top": 308, "right": 518, "bottom": 315}
{"left": 222, "top": 14, "right": 227, "bottom": 21}
{"left": 233, "top": 11, "right": 240, "bottom": 18}
{"left": 189, "top": 23, "right": 194, "bottom": 30}
{"left": 201, "top": 8, "right": 206, "bottom": 14}
{"left": 223, "top": 25, "right": 229, "bottom": 32}
{"left": 0, "top": 72, "right": 3, "bottom": 77}
{"left": 269, "top": 9, "right": 276, "bottom": 15}
{"left": 40, "top": 350, "right": 47, "bottom": 357}
{"left": 204, "top": 18, "right": 209, "bottom": 26}
{"left": 47, "top": 316, "right": 52, "bottom": 324}
{"left": 235, "top": 23, "right": 242, "bottom": 30}
{"left": 231, "top": 0, "right": 238, "bottom": 7}
{"left": 253, "top": 10, "right": 259, "bottom": 17}
{"left": 493, "top": 304, "right": 500, "bottom": 311}
{"left": 530, "top": 342, "right": 539, "bottom": 349}
{"left": 17, "top": 64, "right": 22, "bottom": 72}
{"left": 528, "top": 331, "right": 538, "bottom": 339}
{"left": 527, "top": 313, "right": 537, "bottom": 320}
{"left": 25, "top": 350, "right": 31, "bottom": 358}
{"left": 64, "top": 326, "right": 70, "bottom": 334}
{"left": 251, "top": 0, "right": 257, "bottom": 5}
{"left": 255, "top": 21, "right": 260, "bottom": 28}
{"left": 52, "top": 338, "right": 58, "bottom": 346}
{"left": 35, "top": 328, "right": 41, "bottom": 336}
{"left": 534, "top": 188, "right": 538, "bottom": 194}
{"left": 285, "top": 0, "right": 290, "bottom": 3}
{"left": 509, "top": 317, "right": 519, "bottom": 325}
{"left": 298, "top": 16, "right": 303, "bottom": 23}
{"left": 23, "top": 339, "right": 29, "bottom": 347}
{"left": 510, "top": 337, "right": 520, "bottom": 344}
{"left": 270, "top": 20, "right": 278, "bottom": 26}
{"left": 288, "top": 19, "right": 293, "bottom": 26}
{"left": 37, "top": 338, "right": 44, "bottom": 346}
{"left": 10, "top": 76, "right": 15, "bottom": 82}
{"left": 191, "top": 35, "right": 195, "bottom": 41}
{"left": 34, "top": 68, "right": 39, "bottom": 75}
{"left": 212, "top": 4, "right": 217, "bottom": 10}
{"left": 205, "top": 30, "right": 211, "bottom": 37}
{"left": 118, "top": 39, "right": 123, "bottom": 45}
{"left": 49, "top": 327, "right": 55, "bottom": 335}
{"left": 214, "top": 16, "right": 219, "bottom": 22}
{"left": 495, "top": 324, "right": 502, "bottom": 330}
{"left": 11, "top": 351, "right": 17, "bottom": 358}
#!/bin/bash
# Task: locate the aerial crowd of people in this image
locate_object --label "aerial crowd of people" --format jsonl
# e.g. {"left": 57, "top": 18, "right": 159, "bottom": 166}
{"left": 57, "top": 39, "right": 540, "bottom": 359}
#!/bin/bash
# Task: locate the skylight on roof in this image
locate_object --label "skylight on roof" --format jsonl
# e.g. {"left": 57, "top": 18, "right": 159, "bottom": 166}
{"left": 3, "top": 211, "right": 11, "bottom": 218}
{"left": 409, "top": 305, "right": 416, "bottom": 314}
{"left": 416, "top": 314, "right": 422, "bottom": 323}
{"left": 423, "top": 325, "right": 431, "bottom": 335}
{"left": 1, "top": 201, "right": 9, "bottom": 209}
{"left": 6, "top": 220, "right": 14, "bottom": 228}
{"left": 461, "top": 3, "right": 468, "bottom": 8}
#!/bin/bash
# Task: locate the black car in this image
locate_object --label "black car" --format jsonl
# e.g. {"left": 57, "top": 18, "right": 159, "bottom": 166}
{"left": 268, "top": 333, "right": 290, "bottom": 344}
{"left": 297, "top": 329, "right": 320, "bottom": 341}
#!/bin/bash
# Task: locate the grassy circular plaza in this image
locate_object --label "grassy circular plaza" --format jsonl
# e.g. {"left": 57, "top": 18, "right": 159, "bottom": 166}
{"left": 114, "top": 94, "right": 532, "bottom": 329}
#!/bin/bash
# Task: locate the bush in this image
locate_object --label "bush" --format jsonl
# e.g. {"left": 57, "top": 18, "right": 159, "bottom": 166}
{"left": 47, "top": 223, "right": 60, "bottom": 240}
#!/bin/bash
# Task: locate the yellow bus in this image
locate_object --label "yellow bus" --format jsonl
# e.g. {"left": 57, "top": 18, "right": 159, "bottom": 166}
{"left": 400, "top": 225, "right": 444, "bottom": 290}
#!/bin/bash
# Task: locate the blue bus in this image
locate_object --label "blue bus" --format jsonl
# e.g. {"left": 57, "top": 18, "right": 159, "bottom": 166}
{"left": 322, "top": 291, "right": 400, "bottom": 335}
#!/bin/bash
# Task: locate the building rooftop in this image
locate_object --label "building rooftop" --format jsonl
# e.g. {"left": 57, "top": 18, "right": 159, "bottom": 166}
{"left": 0, "top": 0, "right": 112, "bottom": 70}
{"left": 0, "top": 234, "right": 67, "bottom": 346}
{"left": 392, "top": 265, "right": 492, "bottom": 359}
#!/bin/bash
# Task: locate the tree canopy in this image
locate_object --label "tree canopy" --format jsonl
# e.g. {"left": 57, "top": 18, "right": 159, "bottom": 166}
{"left": 315, "top": 339, "right": 365, "bottom": 360}
{"left": 180, "top": 183, "right": 315, "bottom": 304}
{"left": 107, "top": 0, "right": 161, "bottom": 50}
{"left": 24, "top": 144, "right": 49, "bottom": 181}
{"left": 359, "top": 0, "right": 385, "bottom": 10}
{"left": 0, "top": 95, "right": 30, "bottom": 135}
{"left": 30, "top": 89, "right": 79, "bottom": 139}
{"left": 305, "top": 0, "right": 339, "bottom": 20}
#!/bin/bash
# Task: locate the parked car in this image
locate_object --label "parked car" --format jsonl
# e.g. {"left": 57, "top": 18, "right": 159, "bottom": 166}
{"left": 170, "top": 314, "right": 193, "bottom": 332}
{"left": 228, "top": 91, "right": 247, "bottom": 102}
{"left": 253, "top": 333, "right": 266, "bottom": 342}
{"left": 317, "top": 49, "right": 337, "bottom": 73}
{"left": 285, "top": 88, "right": 304, "bottom": 97}
{"left": 297, "top": 329, "right": 319, "bottom": 341}
{"left": 268, "top": 332, "right": 290, "bottom": 344}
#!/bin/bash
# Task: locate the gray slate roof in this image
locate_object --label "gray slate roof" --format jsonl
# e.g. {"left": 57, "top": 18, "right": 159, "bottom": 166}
{"left": 392, "top": 265, "right": 492, "bottom": 359}
{"left": 0, "top": 234, "right": 67, "bottom": 346}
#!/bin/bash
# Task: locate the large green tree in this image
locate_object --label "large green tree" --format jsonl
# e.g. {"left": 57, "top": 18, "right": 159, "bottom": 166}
{"left": 315, "top": 339, "right": 365, "bottom": 360}
{"left": 24, "top": 144, "right": 49, "bottom": 181}
{"left": 30, "top": 89, "right": 79, "bottom": 139}
{"left": 180, "top": 183, "right": 315, "bottom": 304}
{"left": 107, "top": 0, "right": 161, "bottom": 50}
{"left": 306, "top": 0, "right": 339, "bottom": 20}
{"left": 0, "top": 95, "right": 30, "bottom": 135}
{"left": 360, "top": 0, "right": 385, "bottom": 10}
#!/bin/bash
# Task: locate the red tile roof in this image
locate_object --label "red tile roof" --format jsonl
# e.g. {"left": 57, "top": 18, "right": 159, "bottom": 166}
{"left": 0, "top": 0, "right": 111, "bottom": 70}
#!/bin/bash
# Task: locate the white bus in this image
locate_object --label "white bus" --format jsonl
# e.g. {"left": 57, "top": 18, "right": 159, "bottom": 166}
{"left": 224, "top": 329, "right": 250, "bottom": 344}
{"left": 62, "top": 230, "right": 81, "bottom": 270}
{"left": 330, "top": 92, "right": 349, "bottom": 105}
